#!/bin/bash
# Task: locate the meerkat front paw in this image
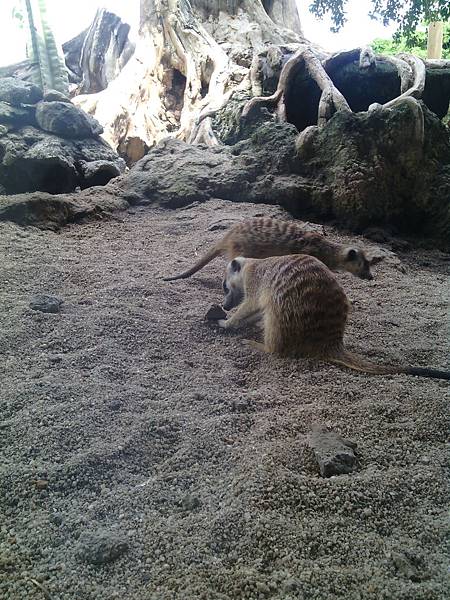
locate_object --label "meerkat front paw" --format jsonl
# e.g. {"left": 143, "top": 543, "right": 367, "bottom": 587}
{"left": 218, "top": 319, "right": 229, "bottom": 329}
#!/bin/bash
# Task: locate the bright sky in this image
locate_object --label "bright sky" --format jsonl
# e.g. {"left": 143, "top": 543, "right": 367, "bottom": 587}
{"left": 0, "top": 0, "right": 396, "bottom": 67}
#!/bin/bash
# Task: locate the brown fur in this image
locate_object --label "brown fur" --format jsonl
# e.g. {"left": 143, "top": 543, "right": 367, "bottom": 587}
{"left": 219, "top": 255, "right": 449, "bottom": 380}
{"left": 164, "top": 217, "right": 378, "bottom": 281}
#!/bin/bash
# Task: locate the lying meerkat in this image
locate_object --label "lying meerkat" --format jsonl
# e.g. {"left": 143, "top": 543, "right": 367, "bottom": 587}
{"left": 164, "top": 217, "right": 379, "bottom": 281}
{"left": 218, "top": 255, "right": 449, "bottom": 380}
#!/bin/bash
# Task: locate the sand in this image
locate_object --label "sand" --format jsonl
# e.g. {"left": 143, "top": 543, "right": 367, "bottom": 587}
{"left": 0, "top": 199, "right": 448, "bottom": 600}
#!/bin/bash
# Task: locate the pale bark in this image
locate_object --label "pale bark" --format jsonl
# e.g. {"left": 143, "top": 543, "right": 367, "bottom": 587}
{"left": 427, "top": 22, "right": 444, "bottom": 59}
{"left": 69, "top": 1, "right": 450, "bottom": 164}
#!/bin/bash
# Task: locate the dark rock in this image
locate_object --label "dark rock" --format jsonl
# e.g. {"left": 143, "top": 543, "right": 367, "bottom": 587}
{"left": 0, "top": 101, "right": 36, "bottom": 126}
{"left": 78, "top": 159, "right": 123, "bottom": 188}
{"left": 43, "top": 90, "right": 72, "bottom": 103}
{"left": 48, "top": 355, "right": 63, "bottom": 364}
{"left": 391, "top": 551, "right": 426, "bottom": 582}
{"left": 363, "top": 227, "right": 392, "bottom": 244}
{"left": 308, "top": 103, "right": 450, "bottom": 248}
{"left": 49, "top": 512, "right": 64, "bottom": 526}
{"left": 76, "top": 529, "right": 129, "bottom": 565}
{"left": 29, "top": 294, "right": 63, "bottom": 314}
{"left": 308, "top": 426, "right": 357, "bottom": 477}
{"left": 35, "top": 101, "right": 103, "bottom": 139}
{"left": 205, "top": 304, "right": 227, "bottom": 321}
{"left": 0, "top": 126, "right": 125, "bottom": 195}
{"left": 0, "top": 77, "right": 42, "bottom": 105}
{"left": 116, "top": 128, "right": 330, "bottom": 218}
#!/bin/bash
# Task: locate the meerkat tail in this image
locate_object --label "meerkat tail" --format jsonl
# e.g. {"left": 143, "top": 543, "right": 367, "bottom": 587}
{"left": 329, "top": 349, "right": 450, "bottom": 380}
{"left": 163, "top": 247, "right": 223, "bottom": 281}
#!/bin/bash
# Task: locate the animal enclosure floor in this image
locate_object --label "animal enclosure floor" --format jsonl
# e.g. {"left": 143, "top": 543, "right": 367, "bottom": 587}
{"left": 0, "top": 199, "right": 449, "bottom": 600}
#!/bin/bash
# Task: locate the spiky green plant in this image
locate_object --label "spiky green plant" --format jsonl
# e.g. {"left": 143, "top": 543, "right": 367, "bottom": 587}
{"left": 23, "top": 0, "right": 69, "bottom": 93}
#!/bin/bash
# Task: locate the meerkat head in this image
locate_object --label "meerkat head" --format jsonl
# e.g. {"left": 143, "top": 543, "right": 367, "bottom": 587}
{"left": 342, "top": 247, "right": 383, "bottom": 280}
{"left": 222, "top": 257, "right": 246, "bottom": 311}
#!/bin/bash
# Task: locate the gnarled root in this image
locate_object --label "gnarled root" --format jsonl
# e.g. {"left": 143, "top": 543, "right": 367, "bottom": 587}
{"left": 242, "top": 45, "right": 351, "bottom": 127}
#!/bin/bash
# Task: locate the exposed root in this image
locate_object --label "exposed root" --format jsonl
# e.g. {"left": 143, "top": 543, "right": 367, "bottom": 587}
{"left": 322, "top": 48, "right": 360, "bottom": 73}
{"left": 379, "top": 54, "right": 414, "bottom": 93}
{"left": 423, "top": 59, "right": 450, "bottom": 69}
{"left": 242, "top": 45, "right": 350, "bottom": 127}
{"left": 189, "top": 117, "right": 220, "bottom": 146}
{"left": 382, "top": 54, "right": 426, "bottom": 108}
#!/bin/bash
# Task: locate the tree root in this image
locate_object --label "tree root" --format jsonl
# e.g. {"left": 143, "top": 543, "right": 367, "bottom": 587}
{"left": 242, "top": 45, "right": 350, "bottom": 127}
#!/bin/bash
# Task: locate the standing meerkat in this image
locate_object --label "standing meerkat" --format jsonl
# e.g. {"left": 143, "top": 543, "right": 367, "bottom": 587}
{"left": 164, "top": 217, "right": 380, "bottom": 281}
{"left": 218, "top": 255, "right": 449, "bottom": 380}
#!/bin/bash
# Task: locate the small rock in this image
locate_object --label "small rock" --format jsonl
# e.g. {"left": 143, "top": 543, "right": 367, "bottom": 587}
{"left": 35, "top": 101, "right": 103, "bottom": 139}
{"left": 76, "top": 529, "right": 129, "bottom": 565}
{"left": 181, "top": 495, "right": 201, "bottom": 511}
{"left": 29, "top": 294, "right": 63, "bottom": 313}
{"left": 48, "top": 355, "right": 63, "bottom": 364}
{"left": 308, "top": 426, "right": 357, "bottom": 477}
{"left": 49, "top": 513, "right": 63, "bottom": 526}
{"left": 34, "top": 479, "right": 48, "bottom": 491}
{"left": 391, "top": 551, "right": 423, "bottom": 581}
{"left": 205, "top": 304, "right": 227, "bottom": 321}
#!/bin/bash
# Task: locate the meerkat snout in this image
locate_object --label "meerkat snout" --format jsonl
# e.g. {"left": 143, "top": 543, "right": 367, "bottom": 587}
{"left": 343, "top": 247, "right": 375, "bottom": 280}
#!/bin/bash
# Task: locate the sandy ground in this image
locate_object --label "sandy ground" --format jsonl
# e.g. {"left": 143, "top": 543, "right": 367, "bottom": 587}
{"left": 0, "top": 199, "right": 449, "bottom": 600}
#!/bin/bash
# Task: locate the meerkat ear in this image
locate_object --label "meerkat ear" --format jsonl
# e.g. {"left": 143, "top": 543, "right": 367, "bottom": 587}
{"left": 231, "top": 259, "right": 241, "bottom": 272}
{"left": 346, "top": 248, "right": 358, "bottom": 261}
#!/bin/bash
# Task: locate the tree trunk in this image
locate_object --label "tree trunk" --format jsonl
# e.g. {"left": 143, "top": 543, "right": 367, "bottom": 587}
{"left": 427, "top": 22, "right": 444, "bottom": 59}
{"left": 72, "top": 0, "right": 450, "bottom": 167}
{"left": 73, "top": 0, "right": 311, "bottom": 163}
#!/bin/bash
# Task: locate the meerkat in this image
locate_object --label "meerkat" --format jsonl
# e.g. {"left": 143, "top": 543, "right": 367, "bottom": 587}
{"left": 164, "top": 217, "right": 379, "bottom": 282}
{"left": 218, "top": 255, "right": 449, "bottom": 380}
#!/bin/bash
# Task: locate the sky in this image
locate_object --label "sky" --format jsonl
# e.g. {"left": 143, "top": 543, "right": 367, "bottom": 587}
{"left": 0, "top": 0, "right": 397, "bottom": 67}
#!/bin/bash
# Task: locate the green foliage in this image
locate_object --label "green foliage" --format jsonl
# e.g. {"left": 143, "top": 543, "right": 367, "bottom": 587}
{"left": 11, "top": 3, "right": 24, "bottom": 29}
{"left": 371, "top": 23, "right": 450, "bottom": 59}
{"left": 309, "top": 1, "right": 450, "bottom": 40}
{"left": 23, "top": 0, "right": 68, "bottom": 93}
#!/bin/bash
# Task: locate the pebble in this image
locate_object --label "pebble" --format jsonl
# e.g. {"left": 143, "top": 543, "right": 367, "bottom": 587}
{"left": 205, "top": 304, "right": 226, "bottom": 321}
{"left": 308, "top": 426, "right": 357, "bottom": 477}
{"left": 29, "top": 294, "right": 63, "bottom": 314}
{"left": 76, "top": 529, "right": 129, "bottom": 565}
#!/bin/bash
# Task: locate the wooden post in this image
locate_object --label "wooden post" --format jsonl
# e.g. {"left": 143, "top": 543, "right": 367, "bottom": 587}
{"left": 427, "top": 22, "right": 444, "bottom": 59}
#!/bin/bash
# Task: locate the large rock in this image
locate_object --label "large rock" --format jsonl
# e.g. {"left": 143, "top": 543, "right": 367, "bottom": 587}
{"left": 0, "top": 76, "right": 124, "bottom": 195}
{"left": 0, "top": 125, "right": 125, "bottom": 194}
{"left": 0, "top": 189, "right": 129, "bottom": 230}
{"left": 0, "top": 101, "right": 35, "bottom": 126}
{"left": 116, "top": 124, "right": 330, "bottom": 217}
{"left": 0, "top": 77, "right": 42, "bottom": 105}
{"left": 305, "top": 102, "right": 450, "bottom": 245}
{"left": 35, "top": 100, "right": 103, "bottom": 138}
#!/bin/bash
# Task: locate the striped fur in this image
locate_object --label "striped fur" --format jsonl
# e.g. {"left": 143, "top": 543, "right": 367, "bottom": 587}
{"left": 164, "top": 217, "right": 376, "bottom": 281}
{"left": 219, "top": 255, "right": 449, "bottom": 380}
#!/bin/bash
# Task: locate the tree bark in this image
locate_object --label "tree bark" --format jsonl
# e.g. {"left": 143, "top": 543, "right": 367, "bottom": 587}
{"left": 71, "top": 0, "right": 450, "bottom": 166}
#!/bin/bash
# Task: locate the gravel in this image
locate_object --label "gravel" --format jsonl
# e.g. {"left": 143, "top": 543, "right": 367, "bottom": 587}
{"left": 0, "top": 198, "right": 448, "bottom": 600}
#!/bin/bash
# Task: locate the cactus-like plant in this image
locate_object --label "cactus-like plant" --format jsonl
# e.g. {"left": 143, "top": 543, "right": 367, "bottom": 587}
{"left": 23, "top": 0, "right": 69, "bottom": 93}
